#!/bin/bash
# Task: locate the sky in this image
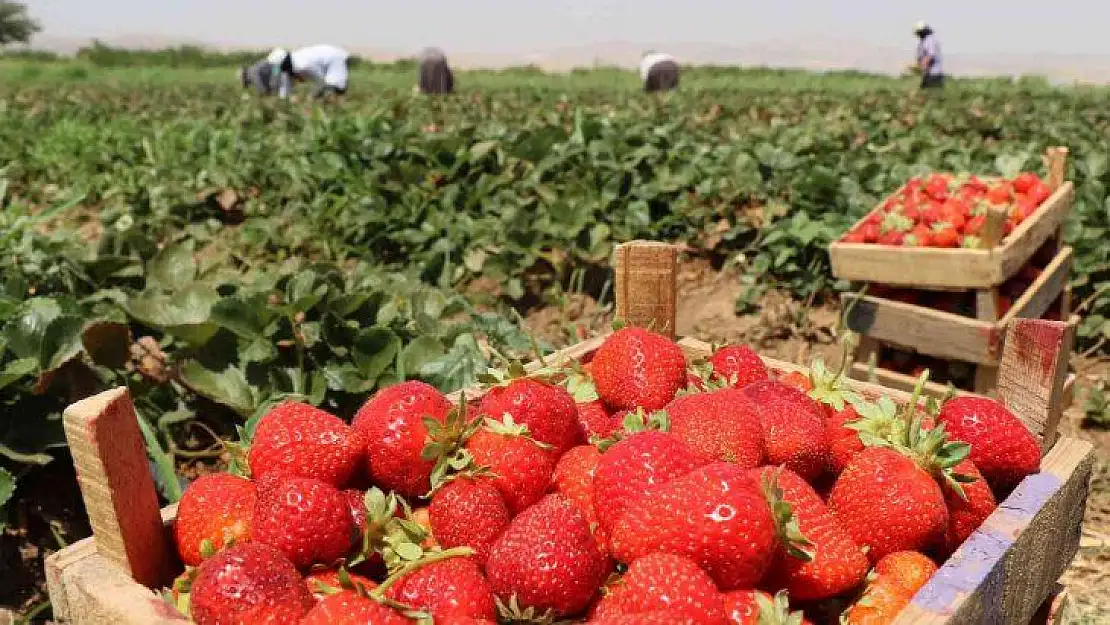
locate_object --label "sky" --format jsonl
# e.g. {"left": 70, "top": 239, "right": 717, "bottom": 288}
{"left": 25, "top": 0, "right": 1110, "bottom": 65}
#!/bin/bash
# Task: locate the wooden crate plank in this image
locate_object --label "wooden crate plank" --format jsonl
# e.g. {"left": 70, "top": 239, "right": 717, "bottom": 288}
{"left": 52, "top": 549, "right": 189, "bottom": 625}
{"left": 995, "top": 318, "right": 1076, "bottom": 450}
{"left": 614, "top": 240, "right": 678, "bottom": 338}
{"left": 61, "top": 387, "right": 176, "bottom": 589}
{"left": 999, "top": 246, "right": 1073, "bottom": 326}
{"left": 894, "top": 437, "right": 1094, "bottom": 625}
{"left": 841, "top": 294, "right": 1000, "bottom": 365}
{"left": 830, "top": 242, "right": 1001, "bottom": 289}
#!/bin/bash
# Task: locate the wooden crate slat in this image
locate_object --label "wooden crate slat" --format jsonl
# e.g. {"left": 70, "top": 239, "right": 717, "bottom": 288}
{"left": 999, "top": 246, "right": 1073, "bottom": 326}
{"left": 994, "top": 318, "right": 1076, "bottom": 450}
{"left": 893, "top": 437, "right": 1094, "bottom": 625}
{"left": 842, "top": 294, "right": 999, "bottom": 365}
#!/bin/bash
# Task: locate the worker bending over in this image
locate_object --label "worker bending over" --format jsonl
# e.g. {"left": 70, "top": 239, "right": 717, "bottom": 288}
{"left": 256, "top": 44, "right": 352, "bottom": 99}
{"left": 640, "top": 51, "right": 680, "bottom": 93}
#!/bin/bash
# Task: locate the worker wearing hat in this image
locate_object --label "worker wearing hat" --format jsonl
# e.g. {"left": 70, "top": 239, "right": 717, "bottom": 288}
{"left": 250, "top": 44, "right": 351, "bottom": 100}
{"left": 913, "top": 21, "right": 944, "bottom": 88}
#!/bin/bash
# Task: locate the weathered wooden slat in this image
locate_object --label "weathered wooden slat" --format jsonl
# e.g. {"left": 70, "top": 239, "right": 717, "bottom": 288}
{"left": 614, "top": 240, "right": 678, "bottom": 338}
{"left": 994, "top": 318, "right": 1076, "bottom": 449}
{"left": 999, "top": 247, "right": 1073, "bottom": 325}
{"left": 894, "top": 437, "right": 1094, "bottom": 625}
{"left": 842, "top": 294, "right": 1000, "bottom": 365}
{"left": 61, "top": 387, "right": 176, "bottom": 589}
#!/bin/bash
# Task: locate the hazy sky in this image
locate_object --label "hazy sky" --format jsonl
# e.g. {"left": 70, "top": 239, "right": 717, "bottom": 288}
{"left": 26, "top": 0, "right": 1110, "bottom": 57}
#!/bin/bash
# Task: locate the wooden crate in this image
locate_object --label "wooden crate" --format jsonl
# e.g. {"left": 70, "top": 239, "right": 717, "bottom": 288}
{"left": 44, "top": 241, "right": 1093, "bottom": 625}
{"left": 829, "top": 147, "right": 1073, "bottom": 290}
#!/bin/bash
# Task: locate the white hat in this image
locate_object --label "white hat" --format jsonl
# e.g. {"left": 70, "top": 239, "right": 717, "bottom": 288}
{"left": 913, "top": 20, "right": 929, "bottom": 34}
{"left": 266, "top": 47, "right": 289, "bottom": 65}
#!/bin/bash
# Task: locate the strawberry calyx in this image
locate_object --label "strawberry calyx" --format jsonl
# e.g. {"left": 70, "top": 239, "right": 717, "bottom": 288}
{"left": 306, "top": 566, "right": 373, "bottom": 597}
{"left": 755, "top": 590, "right": 809, "bottom": 625}
{"left": 426, "top": 448, "right": 496, "bottom": 495}
{"left": 349, "top": 487, "right": 421, "bottom": 569}
{"left": 558, "top": 359, "right": 599, "bottom": 402}
{"left": 592, "top": 407, "right": 670, "bottom": 452}
{"left": 372, "top": 544, "right": 475, "bottom": 599}
{"left": 224, "top": 424, "right": 252, "bottom": 478}
{"left": 494, "top": 594, "right": 557, "bottom": 624}
{"left": 806, "top": 343, "right": 866, "bottom": 413}
{"left": 166, "top": 567, "right": 197, "bottom": 618}
{"left": 479, "top": 414, "right": 552, "bottom": 450}
{"left": 759, "top": 468, "right": 814, "bottom": 563}
{"left": 423, "top": 405, "right": 484, "bottom": 491}
{"left": 879, "top": 211, "right": 914, "bottom": 234}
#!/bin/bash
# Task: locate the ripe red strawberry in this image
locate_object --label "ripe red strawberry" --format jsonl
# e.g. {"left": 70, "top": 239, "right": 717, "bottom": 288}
{"left": 877, "top": 230, "right": 904, "bottom": 246}
{"left": 936, "top": 396, "right": 1041, "bottom": 493}
{"left": 384, "top": 556, "right": 497, "bottom": 620}
{"left": 577, "top": 400, "right": 622, "bottom": 440}
{"left": 552, "top": 444, "right": 607, "bottom": 550}
{"left": 923, "top": 174, "right": 948, "bottom": 201}
{"left": 1028, "top": 180, "right": 1052, "bottom": 204}
{"left": 599, "top": 553, "right": 727, "bottom": 624}
{"left": 352, "top": 380, "right": 453, "bottom": 498}
{"left": 1012, "top": 172, "right": 1039, "bottom": 194}
{"left": 741, "top": 381, "right": 830, "bottom": 481}
{"left": 247, "top": 401, "right": 364, "bottom": 488}
{"left": 591, "top": 327, "right": 687, "bottom": 411}
{"left": 829, "top": 446, "right": 950, "bottom": 564}
{"left": 478, "top": 377, "right": 582, "bottom": 456}
{"left": 189, "top": 543, "right": 313, "bottom": 625}
{"left": 708, "top": 344, "right": 769, "bottom": 389}
{"left": 232, "top": 601, "right": 310, "bottom": 625}
{"left": 341, "top": 488, "right": 367, "bottom": 535}
{"left": 750, "top": 467, "right": 867, "bottom": 600}
{"left": 593, "top": 431, "right": 705, "bottom": 535}
{"left": 610, "top": 462, "right": 780, "bottom": 591}
{"left": 665, "top": 389, "right": 765, "bottom": 468}
{"left": 300, "top": 591, "right": 409, "bottom": 625}
{"left": 937, "top": 459, "right": 998, "bottom": 558}
{"left": 842, "top": 551, "right": 937, "bottom": 625}
{"left": 464, "top": 417, "right": 554, "bottom": 515}
{"left": 825, "top": 405, "right": 865, "bottom": 475}
{"left": 986, "top": 184, "right": 1012, "bottom": 205}
{"left": 304, "top": 568, "right": 377, "bottom": 600}
{"left": 722, "top": 590, "right": 769, "bottom": 625}
{"left": 175, "top": 473, "right": 257, "bottom": 566}
{"left": 858, "top": 223, "right": 880, "bottom": 243}
{"left": 930, "top": 224, "right": 960, "bottom": 248}
{"left": 429, "top": 477, "right": 512, "bottom": 566}
{"left": 252, "top": 476, "right": 355, "bottom": 569}
{"left": 592, "top": 611, "right": 705, "bottom": 625}
{"left": 486, "top": 494, "right": 607, "bottom": 617}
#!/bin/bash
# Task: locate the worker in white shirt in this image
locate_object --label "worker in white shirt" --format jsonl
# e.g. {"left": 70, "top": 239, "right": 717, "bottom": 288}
{"left": 418, "top": 47, "right": 454, "bottom": 95}
{"left": 913, "top": 21, "right": 944, "bottom": 89}
{"left": 639, "top": 51, "right": 680, "bottom": 93}
{"left": 263, "top": 44, "right": 351, "bottom": 99}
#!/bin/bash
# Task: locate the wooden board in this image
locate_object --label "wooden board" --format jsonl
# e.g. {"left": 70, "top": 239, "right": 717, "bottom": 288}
{"left": 829, "top": 182, "right": 1073, "bottom": 289}
{"left": 841, "top": 247, "right": 1072, "bottom": 366}
{"left": 850, "top": 363, "right": 1076, "bottom": 407}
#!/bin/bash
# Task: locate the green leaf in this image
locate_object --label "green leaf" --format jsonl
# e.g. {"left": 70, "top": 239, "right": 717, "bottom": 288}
{"left": 419, "top": 334, "right": 487, "bottom": 392}
{"left": 398, "top": 336, "right": 446, "bottom": 381}
{"left": 0, "top": 358, "right": 37, "bottom": 392}
{"left": 0, "top": 467, "right": 14, "bottom": 510}
{"left": 40, "top": 315, "right": 86, "bottom": 372}
{"left": 994, "top": 152, "right": 1029, "bottom": 179}
{"left": 4, "top": 298, "right": 63, "bottom": 361}
{"left": 178, "top": 361, "right": 256, "bottom": 416}
{"left": 469, "top": 140, "right": 498, "bottom": 161}
{"left": 146, "top": 241, "right": 197, "bottom": 291}
{"left": 210, "top": 296, "right": 275, "bottom": 340}
{"left": 352, "top": 327, "right": 401, "bottom": 382}
{"left": 125, "top": 284, "right": 219, "bottom": 346}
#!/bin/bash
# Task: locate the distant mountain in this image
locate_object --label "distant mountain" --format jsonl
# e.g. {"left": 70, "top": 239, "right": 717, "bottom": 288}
{"left": 23, "top": 34, "right": 1110, "bottom": 83}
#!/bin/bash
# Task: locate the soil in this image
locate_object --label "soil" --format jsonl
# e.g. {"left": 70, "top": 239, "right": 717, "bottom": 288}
{"left": 4, "top": 255, "right": 1109, "bottom": 622}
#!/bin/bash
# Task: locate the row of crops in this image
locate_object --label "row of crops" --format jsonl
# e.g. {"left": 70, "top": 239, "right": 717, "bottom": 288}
{"left": 1, "top": 68, "right": 1109, "bottom": 525}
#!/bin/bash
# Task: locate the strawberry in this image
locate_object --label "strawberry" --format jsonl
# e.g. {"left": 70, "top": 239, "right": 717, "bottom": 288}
{"left": 478, "top": 375, "right": 583, "bottom": 456}
{"left": 463, "top": 417, "right": 554, "bottom": 515}
{"left": 429, "top": 477, "right": 512, "bottom": 567}
{"left": 252, "top": 476, "right": 355, "bottom": 569}
{"left": 986, "top": 184, "right": 1012, "bottom": 205}
{"left": 341, "top": 488, "right": 368, "bottom": 535}
{"left": 936, "top": 396, "right": 1041, "bottom": 493}
{"left": 232, "top": 601, "right": 310, "bottom": 625}
{"left": 578, "top": 400, "right": 623, "bottom": 440}
{"left": 778, "top": 371, "right": 813, "bottom": 392}
{"left": 964, "top": 214, "right": 986, "bottom": 235}
{"left": 175, "top": 473, "right": 257, "bottom": 566}
{"left": 597, "top": 553, "right": 727, "bottom": 624}
{"left": 592, "top": 611, "right": 704, "bottom": 624}
{"left": 877, "top": 231, "right": 904, "bottom": 246}
{"left": 825, "top": 405, "right": 866, "bottom": 475}
{"left": 352, "top": 380, "right": 454, "bottom": 498}
{"left": 828, "top": 444, "right": 953, "bottom": 563}
{"left": 722, "top": 590, "right": 769, "bottom": 625}
{"left": 299, "top": 591, "right": 409, "bottom": 625}
{"left": 930, "top": 224, "right": 959, "bottom": 248}
{"left": 708, "top": 344, "right": 769, "bottom": 389}
{"left": 486, "top": 494, "right": 607, "bottom": 617}
{"left": 937, "top": 459, "right": 997, "bottom": 558}
{"left": 664, "top": 388, "right": 765, "bottom": 468}
{"left": 384, "top": 556, "right": 497, "bottom": 620}
{"left": 591, "top": 327, "right": 687, "bottom": 411}
{"left": 247, "top": 401, "right": 363, "bottom": 487}
{"left": 592, "top": 431, "right": 705, "bottom": 535}
{"left": 741, "top": 380, "right": 830, "bottom": 481}
{"left": 610, "top": 462, "right": 783, "bottom": 591}
{"left": 842, "top": 551, "right": 937, "bottom": 625}
{"left": 859, "top": 223, "right": 880, "bottom": 243}
{"left": 1012, "top": 172, "right": 1039, "bottom": 194}
{"left": 750, "top": 467, "right": 867, "bottom": 600}
{"left": 923, "top": 175, "right": 948, "bottom": 201}
{"left": 552, "top": 445, "right": 607, "bottom": 550}
{"left": 1028, "top": 180, "right": 1052, "bottom": 204}
{"left": 304, "top": 568, "right": 377, "bottom": 600}
{"left": 189, "top": 543, "right": 313, "bottom": 625}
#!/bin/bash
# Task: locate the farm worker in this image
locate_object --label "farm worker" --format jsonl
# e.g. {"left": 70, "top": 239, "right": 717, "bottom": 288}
{"left": 913, "top": 21, "right": 944, "bottom": 88}
{"left": 639, "top": 51, "right": 680, "bottom": 93}
{"left": 240, "top": 59, "right": 279, "bottom": 95}
{"left": 418, "top": 47, "right": 455, "bottom": 94}
{"left": 265, "top": 44, "right": 351, "bottom": 99}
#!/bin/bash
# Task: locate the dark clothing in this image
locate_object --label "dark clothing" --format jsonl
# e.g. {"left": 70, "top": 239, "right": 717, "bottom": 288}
{"left": 418, "top": 49, "right": 455, "bottom": 95}
{"left": 645, "top": 59, "right": 680, "bottom": 93}
{"left": 921, "top": 73, "right": 945, "bottom": 89}
{"left": 242, "top": 60, "right": 279, "bottom": 95}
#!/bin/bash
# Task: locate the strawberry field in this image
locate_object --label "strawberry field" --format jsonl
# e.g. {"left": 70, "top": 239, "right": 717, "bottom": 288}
{"left": 2, "top": 62, "right": 1110, "bottom": 622}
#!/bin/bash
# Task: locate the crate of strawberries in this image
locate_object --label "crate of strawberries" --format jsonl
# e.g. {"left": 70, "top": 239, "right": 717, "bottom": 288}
{"left": 47, "top": 320, "right": 1091, "bottom": 625}
{"left": 829, "top": 147, "right": 1072, "bottom": 289}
